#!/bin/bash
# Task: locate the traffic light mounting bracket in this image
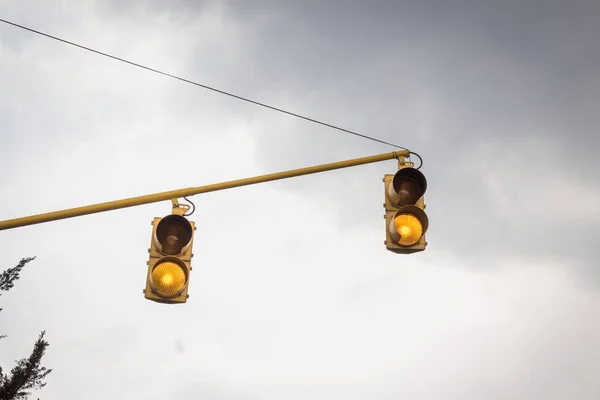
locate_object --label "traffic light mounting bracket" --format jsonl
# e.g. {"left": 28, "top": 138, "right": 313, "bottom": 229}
{"left": 170, "top": 198, "right": 190, "bottom": 216}
{"left": 397, "top": 155, "right": 414, "bottom": 169}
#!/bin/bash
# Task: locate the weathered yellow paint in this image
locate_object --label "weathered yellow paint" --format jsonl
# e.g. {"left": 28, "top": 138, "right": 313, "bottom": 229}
{"left": 0, "top": 150, "right": 409, "bottom": 231}
{"left": 383, "top": 160, "right": 429, "bottom": 254}
{"left": 144, "top": 217, "right": 195, "bottom": 304}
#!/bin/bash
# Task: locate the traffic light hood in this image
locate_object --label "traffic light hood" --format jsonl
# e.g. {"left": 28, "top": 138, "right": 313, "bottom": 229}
{"left": 387, "top": 167, "right": 427, "bottom": 207}
{"left": 154, "top": 214, "right": 193, "bottom": 255}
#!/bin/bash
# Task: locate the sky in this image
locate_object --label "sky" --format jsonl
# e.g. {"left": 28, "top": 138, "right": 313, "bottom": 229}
{"left": 0, "top": 0, "right": 599, "bottom": 399}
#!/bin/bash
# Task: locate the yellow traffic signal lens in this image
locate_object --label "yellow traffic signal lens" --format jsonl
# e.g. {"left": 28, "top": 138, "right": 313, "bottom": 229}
{"left": 151, "top": 260, "right": 187, "bottom": 298}
{"left": 393, "top": 213, "right": 423, "bottom": 246}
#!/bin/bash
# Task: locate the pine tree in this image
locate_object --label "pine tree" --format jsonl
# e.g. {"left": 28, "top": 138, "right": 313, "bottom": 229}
{"left": 0, "top": 257, "right": 52, "bottom": 400}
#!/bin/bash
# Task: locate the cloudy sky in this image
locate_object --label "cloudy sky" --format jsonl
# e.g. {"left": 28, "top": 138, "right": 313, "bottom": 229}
{"left": 1, "top": 1, "right": 599, "bottom": 399}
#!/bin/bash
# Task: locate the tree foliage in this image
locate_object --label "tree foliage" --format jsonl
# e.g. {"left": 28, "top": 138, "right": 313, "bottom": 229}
{"left": 0, "top": 257, "right": 36, "bottom": 316}
{"left": 0, "top": 257, "right": 52, "bottom": 400}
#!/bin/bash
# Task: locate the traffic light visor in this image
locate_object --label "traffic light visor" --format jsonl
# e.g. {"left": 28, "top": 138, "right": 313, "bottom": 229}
{"left": 155, "top": 214, "right": 193, "bottom": 255}
{"left": 150, "top": 258, "right": 188, "bottom": 298}
{"left": 388, "top": 167, "right": 427, "bottom": 206}
{"left": 389, "top": 205, "right": 429, "bottom": 246}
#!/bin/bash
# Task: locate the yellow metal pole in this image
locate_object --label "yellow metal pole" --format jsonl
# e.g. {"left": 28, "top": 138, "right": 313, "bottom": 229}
{"left": 0, "top": 150, "right": 409, "bottom": 231}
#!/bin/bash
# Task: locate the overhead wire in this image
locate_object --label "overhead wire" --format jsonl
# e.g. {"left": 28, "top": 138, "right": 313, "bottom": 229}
{"left": 0, "top": 17, "right": 410, "bottom": 151}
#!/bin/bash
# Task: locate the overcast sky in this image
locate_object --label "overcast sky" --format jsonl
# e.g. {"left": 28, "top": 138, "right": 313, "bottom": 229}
{"left": 1, "top": 1, "right": 599, "bottom": 399}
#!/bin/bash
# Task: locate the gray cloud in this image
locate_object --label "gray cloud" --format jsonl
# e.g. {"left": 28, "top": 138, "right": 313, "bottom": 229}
{"left": 173, "top": 0, "right": 600, "bottom": 272}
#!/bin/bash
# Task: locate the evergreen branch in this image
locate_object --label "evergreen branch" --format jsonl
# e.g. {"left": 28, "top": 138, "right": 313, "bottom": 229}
{"left": 0, "top": 257, "right": 36, "bottom": 295}
{"left": 0, "top": 331, "right": 52, "bottom": 400}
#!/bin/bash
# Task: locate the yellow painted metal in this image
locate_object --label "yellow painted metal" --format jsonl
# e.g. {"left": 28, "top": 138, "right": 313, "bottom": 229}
{"left": 0, "top": 150, "right": 409, "bottom": 231}
{"left": 170, "top": 198, "right": 189, "bottom": 216}
{"left": 144, "top": 217, "right": 195, "bottom": 304}
{"left": 383, "top": 158, "right": 428, "bottom": 254}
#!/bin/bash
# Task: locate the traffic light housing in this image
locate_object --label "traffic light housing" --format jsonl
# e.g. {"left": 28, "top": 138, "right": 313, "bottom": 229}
{"left": 383, "top": 160, "right": 428, "bottom": 254}
{"left": 144, "top": 208, "right": 195, "bottom": 304}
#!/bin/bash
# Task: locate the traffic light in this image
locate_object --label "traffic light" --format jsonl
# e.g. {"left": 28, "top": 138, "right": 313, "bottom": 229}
{"left": 144, "top": 210, "right": 195, "bottom": 304}
{"left": 383, "top": 160, "right": 428, "bottom": 254}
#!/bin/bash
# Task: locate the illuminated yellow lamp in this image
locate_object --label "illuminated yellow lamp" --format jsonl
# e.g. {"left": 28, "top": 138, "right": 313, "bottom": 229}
{"left": 389, "top": 205, "right": 429, "bottom": 247}
{"left": 393, "top": 213, "right": 423, "bottom": 246}
{"left": 151, "top": 259, "right": 188, "bottom": 298}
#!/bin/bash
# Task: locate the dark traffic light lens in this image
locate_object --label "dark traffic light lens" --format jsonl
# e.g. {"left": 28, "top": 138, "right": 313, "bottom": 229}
{"left": 151, "top": 259, "right": 187, "bottom": 298}
{"left": 394, "top": 177, "right": 422, "bottom": 206}
{"left": 391, "top": 167, "right": 427, "bottom": 206}
{"left": 155, "top": 215, "right": 193, "bottom": 255}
